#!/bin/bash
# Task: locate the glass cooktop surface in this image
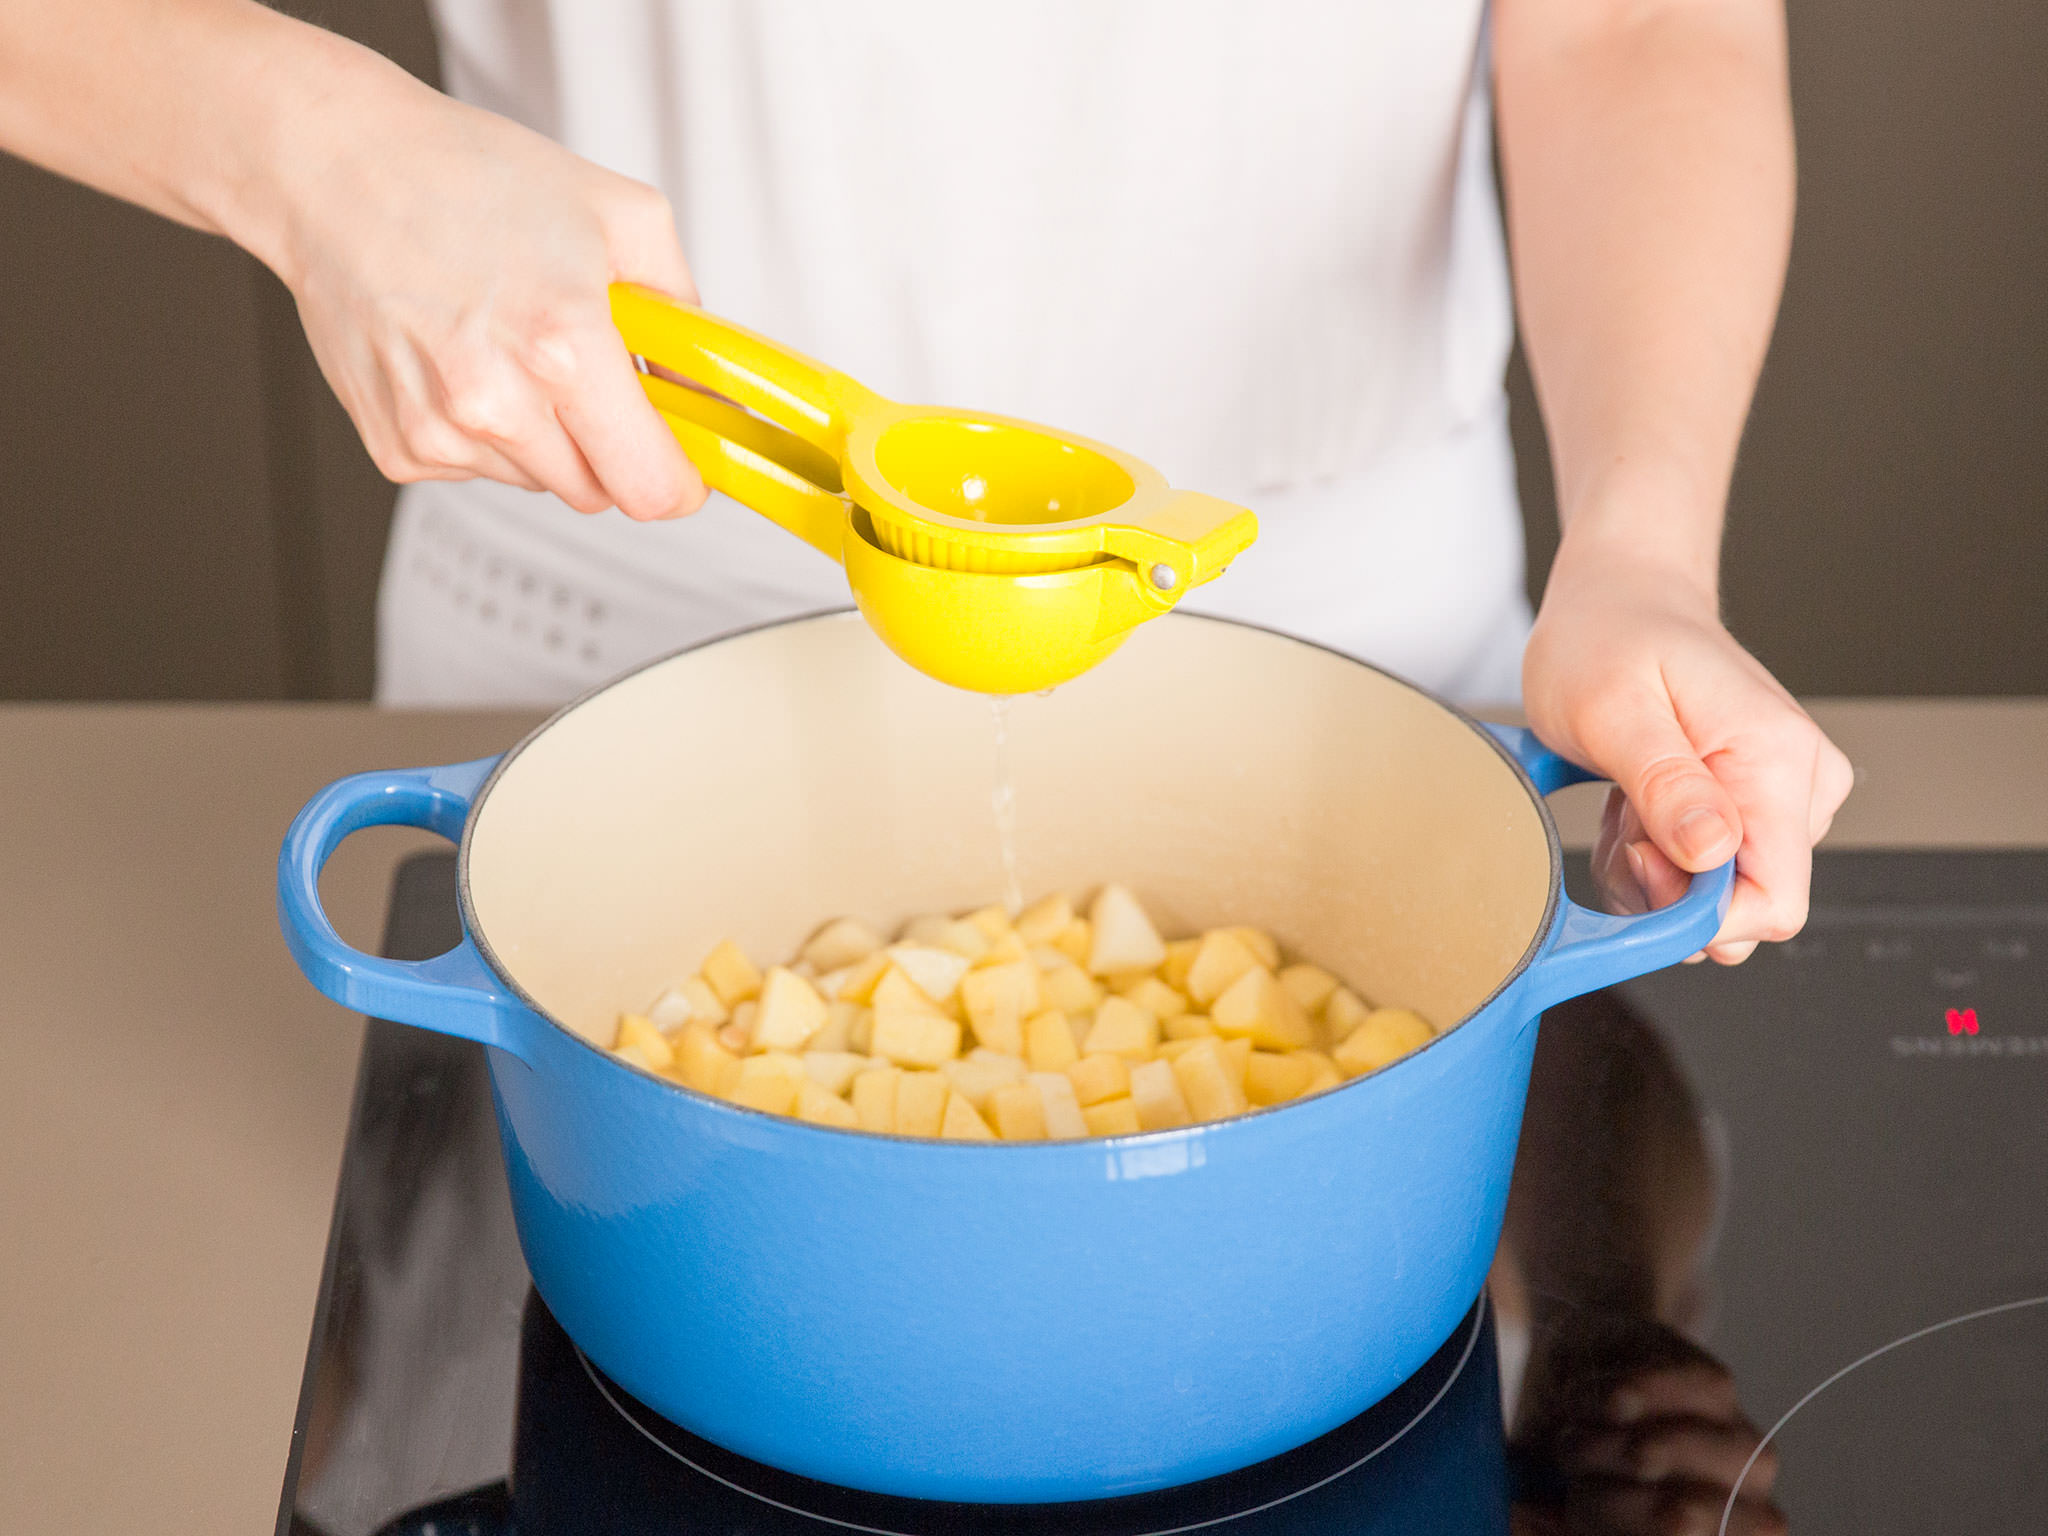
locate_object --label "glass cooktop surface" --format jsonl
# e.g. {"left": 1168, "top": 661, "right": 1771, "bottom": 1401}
{"left": 279, "top": 851, "right": 2048, "bottom": 1536}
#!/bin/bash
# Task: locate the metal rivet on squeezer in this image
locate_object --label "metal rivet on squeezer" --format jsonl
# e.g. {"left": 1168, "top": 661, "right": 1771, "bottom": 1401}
{"left": 1149, "top": 564, "right": 1180, "bottom": 591}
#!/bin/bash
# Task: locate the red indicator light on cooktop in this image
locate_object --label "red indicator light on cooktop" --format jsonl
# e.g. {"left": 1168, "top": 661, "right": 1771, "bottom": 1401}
{"left": 1946, "top": 1007, "right": 1980, "bottom": 1036}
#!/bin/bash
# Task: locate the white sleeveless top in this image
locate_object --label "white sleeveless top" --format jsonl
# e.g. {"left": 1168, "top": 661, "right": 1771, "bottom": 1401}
{"left": 378, "top": 0, "right": 1530, "bottom": 706}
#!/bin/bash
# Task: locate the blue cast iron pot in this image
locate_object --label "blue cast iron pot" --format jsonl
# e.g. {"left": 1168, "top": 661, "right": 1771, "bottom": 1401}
{"left": 278, "top": 613, "right": 1729, "bottom": 1503}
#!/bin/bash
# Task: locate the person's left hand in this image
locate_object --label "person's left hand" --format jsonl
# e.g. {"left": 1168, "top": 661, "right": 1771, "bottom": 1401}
{"left": 1521, "top": 541, "right": 1854, "bottom": 964}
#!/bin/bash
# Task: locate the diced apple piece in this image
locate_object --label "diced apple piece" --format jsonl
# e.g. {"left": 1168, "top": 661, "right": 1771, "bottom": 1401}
{"left": 884, "top": 944, "right": 971, "bottom": 1004}
{"left": 1064, "top": 1052, "right": 1131, "bottom": 1107}
{"left": 646, "top": 986, "right": 696, "bottom": 1030}
{"left": 1028, "top": 945, "right": 1070, "bottom": 973}
{"left": 976, "top": 930, "right": 1029, "bottom": 966}
{"left": 1333, "top": 1008, "right": 1435, "bottom": 1077}
{"left": 963, "top": 1006, "right": 1023, "bottom": 1057}
{"left": 716, "top": 1021, "right": 751, "bottom": 1054}
{"left": 671, "top": 1024, "right": 740, "bottom": 1096}
{"left": 1162, "top": 1036, "right": 1249, "bottom": 1082}
{"left": 940, "top": 1091, "right": 996, "bottom": 1141}
{"left": 1053, "top": 917, "right": 1093, "bottom": 965}
{"left": 613, "top": 1014, "right": 673, "bottom": 1070}
{"left": 870, "top": 1003, "right": 962, "bottom": 1070}
{"left": 1172, "top": 1038, "right": 1250, "bottom": 1123}
{"left": 833, "top": 950, "right": 893, "bottom": 1004}
{"left": 847, "top": 1005, "right": 875, "bottom": 1054}
{"left": 940, "top": 1049, "right": 1029, "bottom": 1111}
{"left": 1087, "top": 884, "right": 1167, "bottom": 976}
{"left": 850, "top": 1067, "right": 899, "bottom": 1132}
{"left": 968, "top": 1044, "right": 1031, "bottom": 1071}
{"left": 726, "top": 1052, "right": 805, "bottom": 1115}
{"left": 1296, "top": 1050, "right": 1343, "bottom": 1097}
{"left": 1245, "top": 1050, "right": 1315, "bottom": 1106}
{"left": 966, "top": 906, "right": 1016, "bottom": 943}
{"left": 751, "top": 967, "right": 828, "bottom": 1052}
{"left": 1210, "top": 967, "right": 1314, "bottom": 1051}
{"left": 795, "top": 1079, "right": 860, "bottom": 1128}
{"left": 612, "top": 1040, "right": 665, "bottom": 1073}
{"left": 1040, "top": 961, "right": 1103, "bottom": 1015}
{"left": 809, "top": 1000, "right": 859, "bottom": 1053}
{"left": 1029, "top": 1072, "right": 1089, "bottom": 1138}
{"left": 1025, "top": 1009, "right": 1080, "bottom": 1072}
{"left": 894, "top": 1071, "right": 950, "bottom": 1136}
{"left": 1160, "top": 938, "right": 1200, "bottom": 991}
{"left": 1162, "top": 1012, "right": 1217, "bottom": 1041}
{"left": 1100, "top": 967, "right": 1162, "bottom": 996}
{"left": 1185, "top": 928, "right": 1266, "bottom": 1007}
{"left": 934, "top": 919, "right": 990, "bottom": 961}
{"left": 1083, "top": 996, "right": 1160, "bottom": 1061}
{"left": 673, "top": 975, "right": 728, "bottom": 1029}
{"left": 1220, "top": 1035, "right": 1251, "bottom": 1089}
{"left": 1128, "top": 1059, "right": 1192, "bottom": 1131}
{"left": 1227, "top": 926, "right": 1281, "bottom": 970}
{"left": 701, "top": 939, "right": 763, "bottom": 1008}
{"left": 899, "top": 913, "right": 954, "bottom": 947}
{"left": 1324, "top": 986, "right": 1373, "bottom": 1037}
{"left": 1083, "top": 1096, "right": 1143, "bottom": 1137}
{"left": 987, "top": 1080, "right": 1048, "bottom": 1141}
{"left": 1015, "top": 892, "right": 1073, "bottom": 946}
{"left": 801, "top": 917, "right": 884, "bottom": 972}
{"left": 801, "top": 1051, "right": 870, "bottom": 1097}
{"left": 884, "top": 946, "right": 970, "bottom": 1003}
{"left": 1278, "top": 964, "right": 1339, "bottom": 1015}
{"left": 870, "top": 966, "right": 939, "bottom": 1016}
{"left": 959, "top": 960, "right": 1041, "bottom": 1054}
{"left": 1120, "top": 976, "right": 1189, "bottom": 1021}
{"left": 728, "top": 1000, "right": 757, "bottom": 1041}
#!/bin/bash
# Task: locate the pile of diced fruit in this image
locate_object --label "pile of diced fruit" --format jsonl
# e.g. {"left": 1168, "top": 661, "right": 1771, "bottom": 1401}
{"left": 609, "top": 885, "right": 1436, "bottom": 1139}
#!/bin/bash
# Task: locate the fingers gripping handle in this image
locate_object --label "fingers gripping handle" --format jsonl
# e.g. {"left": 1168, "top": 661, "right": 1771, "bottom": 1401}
{"left": 1485, "top": 724, "right": 1736, "bottom": 1010}
{"left": 276, "top": 757, "right": 531, "bottom": 1063}
{"left": 637, "top": 372, "right": 851, "bottom": 561}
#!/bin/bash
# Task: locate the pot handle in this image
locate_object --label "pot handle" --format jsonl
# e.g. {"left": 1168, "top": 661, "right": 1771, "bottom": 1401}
{"left": 276, "top": 756, "right": 532, "bottom": 1065}
{"left": 1485, "top": 724, "right": 1736, "bottom": 1009}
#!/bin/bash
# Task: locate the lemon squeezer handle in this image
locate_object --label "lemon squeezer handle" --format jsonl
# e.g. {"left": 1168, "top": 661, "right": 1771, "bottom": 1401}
{"left": 1102, "top": 492, "right": 1260, "bottom": 600}
{"left": 610, "top": 284, "right": 870, "bottom": 454}
{"left": 634, "top": 372, "right": 849, "bottom": 560}
{"left": 610, "top": 284, "right": 870, "bottom": 561}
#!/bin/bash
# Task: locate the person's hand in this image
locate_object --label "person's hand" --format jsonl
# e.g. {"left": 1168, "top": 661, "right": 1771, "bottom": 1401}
{"left": 266, "top": 52, "right": 705, "bottom": 520}
{"left": 1522, "top": 541, "right": 1853, "bottom": 964}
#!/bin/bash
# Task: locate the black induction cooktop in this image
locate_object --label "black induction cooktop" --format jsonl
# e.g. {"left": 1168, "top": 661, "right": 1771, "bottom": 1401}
{"left": 279, "top": 851, "right": 2048, "bottom": 1536}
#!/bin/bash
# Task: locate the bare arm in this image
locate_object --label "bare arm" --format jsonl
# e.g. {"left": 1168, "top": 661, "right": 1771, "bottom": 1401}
{"left": 1497, "top": 0, "right": 1852, "bottom": 961}
{"left": 0, "top": 0, "right": 298, "bottom": 242}
{"left": 0, "top": 0, "right": 703, "bottom": 518}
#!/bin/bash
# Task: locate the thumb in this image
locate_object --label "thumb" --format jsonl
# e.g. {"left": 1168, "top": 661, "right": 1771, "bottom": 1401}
{"left": 1595, "top": 706, "right": 1743, "bottom": 874}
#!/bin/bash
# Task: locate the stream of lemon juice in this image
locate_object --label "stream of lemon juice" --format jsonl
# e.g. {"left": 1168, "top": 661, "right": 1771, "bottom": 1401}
{"left": 989, "top": 694, "right": 1023, "bottom": 915}
{"left": 989, "top": 689, "right": 1063, "bottom": 914}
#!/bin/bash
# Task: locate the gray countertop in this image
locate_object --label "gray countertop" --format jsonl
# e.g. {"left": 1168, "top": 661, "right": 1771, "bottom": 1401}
{"left": 1, "top": 699, "right": 2042, "bottom": 1535}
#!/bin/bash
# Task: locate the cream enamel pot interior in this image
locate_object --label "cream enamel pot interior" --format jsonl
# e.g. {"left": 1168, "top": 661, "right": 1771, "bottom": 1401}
{"left": 278, "top": 611, "right": 1730, "bottom": 1502}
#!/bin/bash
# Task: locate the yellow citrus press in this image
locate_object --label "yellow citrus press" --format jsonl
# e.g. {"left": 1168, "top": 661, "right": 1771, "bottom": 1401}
{"left": 610, "top": 284, "right": 1258, "bottom": 694}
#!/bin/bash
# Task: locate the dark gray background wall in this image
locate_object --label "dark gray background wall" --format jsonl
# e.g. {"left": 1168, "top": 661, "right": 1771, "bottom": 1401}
{"left": 3, "top": 2, "right": 2042, "bottom": 700}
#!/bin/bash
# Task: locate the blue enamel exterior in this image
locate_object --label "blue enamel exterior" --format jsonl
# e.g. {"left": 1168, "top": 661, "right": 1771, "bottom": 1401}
{"left": 277, "top": 714, "right": 1731, "bottom": 1503}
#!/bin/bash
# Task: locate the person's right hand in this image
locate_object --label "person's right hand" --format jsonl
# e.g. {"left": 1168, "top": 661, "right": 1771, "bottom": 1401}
{"left": 271, "top": 58, "right": 706, "bottom": 520}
